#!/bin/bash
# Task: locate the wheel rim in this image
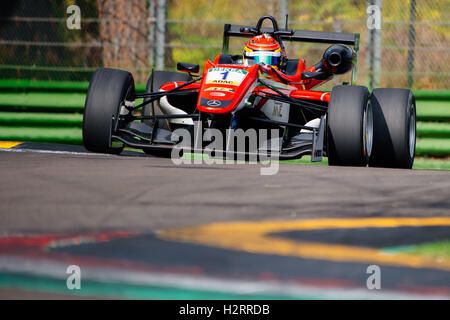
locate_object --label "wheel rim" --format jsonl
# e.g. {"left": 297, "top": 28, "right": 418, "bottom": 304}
{"left": 364, "top": 101, "right": 373, "bottom": 159}
{"left": 408, "top": 105, "right": 416, "bottom": 158}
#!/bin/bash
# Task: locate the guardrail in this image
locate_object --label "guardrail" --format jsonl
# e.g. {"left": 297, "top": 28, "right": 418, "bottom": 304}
{"left": 0, "top": 79, "right": 449, "bottom": 157}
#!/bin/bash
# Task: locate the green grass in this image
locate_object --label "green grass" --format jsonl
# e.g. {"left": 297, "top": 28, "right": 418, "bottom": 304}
{"left": 417, "top": 121, "right": 450, "bottom": 138}
{"left": 0, "top": 92, "right": 86, "bottom": 112}
{"left": 412, "top": 157, "right": 450, "bottom": 171}
{"left": 383, "top": 241, "right": 450, "bottom": 260}
{"left": 0, "top": 111, "right": 83, "bottom": 127}
{"left": 178, "top": 153, "right": 450, "bottom": 171}
{"left": 283, "top": 156, "right": 328, "bottom": 166}
{"left": 0, "top": 79, "right": 90, "bottom": 92}
{"left": 416, "top": 137, "right": 450, "bottom": 157}
{"left": 0, "top": 126, "right": 82, "bottom": 144}
{"left": 416, "top": 100, "right": 450, "bottom": 121}
{"left": 285, "top": 155, "right": 450, "bottom": 171}
{"left": 287, "top": 156, "right": 450, "bottom": 171}
{"left": 409, "top": 241, "right": 450, "bottom": 259}
{"left": 413, "top": 90, "right": 450, "bottom": 101}
{"left": 0, "top": 79, "right": 147, "bottom": 93}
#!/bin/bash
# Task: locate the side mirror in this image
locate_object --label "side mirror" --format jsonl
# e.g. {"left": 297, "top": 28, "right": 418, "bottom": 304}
{"left": 177, "top": 62, "right": 200, "bottom": 74}
{"left": 301, "top": 71, "right": 330, "bottom": 81}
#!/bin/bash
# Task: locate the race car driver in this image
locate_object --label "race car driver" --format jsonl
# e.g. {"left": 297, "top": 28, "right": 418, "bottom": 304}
{"left": 242, "top": 34, "right": 285, "bottom": 69}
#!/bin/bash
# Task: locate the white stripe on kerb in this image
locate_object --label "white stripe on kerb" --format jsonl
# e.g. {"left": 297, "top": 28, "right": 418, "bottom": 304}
{"left": 0, "top": 255, "right": 445, "bottom": 300}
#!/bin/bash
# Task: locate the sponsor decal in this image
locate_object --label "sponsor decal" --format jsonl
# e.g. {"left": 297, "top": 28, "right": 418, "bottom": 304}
{"left": 272, "top": 102, "right": 283, "bottom": 118}
{"left": 207, "top": 67, "right": 248, "bottom": 75}
{"left": 205, "top": 87, "right": 235, "bottom": 92}
{"left": 206, "top": 67, "right": 248, "bottom": 86}
{"left": 206, "top": 80, "right": 238, "bottom": 85}
{"left": 210, "top": 92, "right": 226, "bottom": 97}
{"left": 207, "top": 100, "right": 222, "bottom": 107}
{"left": 200, "top": 97, "right": 232, "bottom": 108}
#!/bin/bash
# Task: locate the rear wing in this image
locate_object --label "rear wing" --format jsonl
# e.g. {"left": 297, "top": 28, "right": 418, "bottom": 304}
{"left": 222, "top": 24, "right": 360, "bottom": 84}
{"left": 222, "top": 24, "right": 360, "bottom": 51}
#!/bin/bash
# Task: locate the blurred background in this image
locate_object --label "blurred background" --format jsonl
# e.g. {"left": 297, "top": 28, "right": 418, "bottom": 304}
{"left": 0, "top": 0, "right": 448, "bottom": 88}
{"left": 0, "top": 0, "right": 449, "bottom": 166}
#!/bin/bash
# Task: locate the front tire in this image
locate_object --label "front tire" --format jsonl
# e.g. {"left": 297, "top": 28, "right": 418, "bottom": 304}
{"left": 369, "top": 88, "right": 416, "bottom": 169}
{"left": 83, "top": 68, "right": 134, "bottom": 154}
{"left": 327, "top": 85, "right": 372, "bottom": 166}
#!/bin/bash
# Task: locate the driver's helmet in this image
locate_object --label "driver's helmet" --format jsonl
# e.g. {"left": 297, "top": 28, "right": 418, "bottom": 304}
{"left": 243, "top": 34, "right": 282, "bottom": 68}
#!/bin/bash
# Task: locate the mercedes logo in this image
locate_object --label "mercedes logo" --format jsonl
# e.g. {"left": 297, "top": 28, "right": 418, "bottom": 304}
{"left": 207, "top": 100, "right": 221, "bottom": 107}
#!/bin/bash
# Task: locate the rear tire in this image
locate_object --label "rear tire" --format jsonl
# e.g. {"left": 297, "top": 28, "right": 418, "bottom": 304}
{"left": 83, "top": 68, "right": 134, "bottom": 154}
{"left": 369, "top": 88, "right": 416, "bottom": 169}
{"left": 327, "top": 85, "right": 371, "bottom": 166}
{"left": 142, "top": 71, "right": 191, "bottom": 157}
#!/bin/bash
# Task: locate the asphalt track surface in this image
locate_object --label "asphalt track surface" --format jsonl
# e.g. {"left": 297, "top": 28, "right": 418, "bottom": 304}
{"left": 0, "top": 142, "right": 449, "bottom": 299}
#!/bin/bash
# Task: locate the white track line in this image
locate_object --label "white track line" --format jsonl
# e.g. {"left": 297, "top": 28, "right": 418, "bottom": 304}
{"left": 0, "top": 255, "right": 447, "bottom": 300}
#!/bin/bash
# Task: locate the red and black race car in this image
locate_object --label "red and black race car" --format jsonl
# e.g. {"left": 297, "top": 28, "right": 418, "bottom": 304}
{"left": 82, "top": 15, "right": 416, "bottom": 168}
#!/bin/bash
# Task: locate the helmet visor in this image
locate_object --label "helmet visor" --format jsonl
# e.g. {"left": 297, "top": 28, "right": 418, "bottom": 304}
{"left": 245, "top": 51, "right": 281, "bottom": 66}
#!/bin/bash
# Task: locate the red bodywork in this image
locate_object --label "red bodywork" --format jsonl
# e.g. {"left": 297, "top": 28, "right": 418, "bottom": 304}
{"left": 160, "top": 55, "right": 331, "bottom": 115}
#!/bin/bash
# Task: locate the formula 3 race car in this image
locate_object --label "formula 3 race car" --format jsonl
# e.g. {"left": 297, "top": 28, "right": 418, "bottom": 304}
{"left": 82, "top": 15, "right": 416, "bottom": 168}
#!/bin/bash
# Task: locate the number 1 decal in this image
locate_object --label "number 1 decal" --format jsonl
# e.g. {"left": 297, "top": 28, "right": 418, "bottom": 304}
{"left": 220, "top": 71, "right": 229, "bottom": 80}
